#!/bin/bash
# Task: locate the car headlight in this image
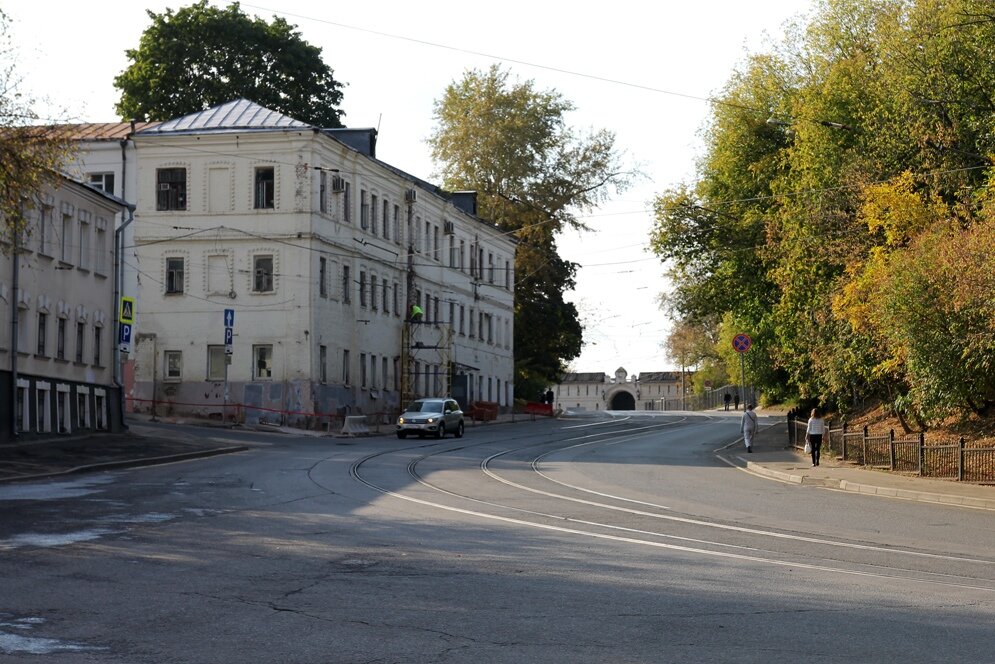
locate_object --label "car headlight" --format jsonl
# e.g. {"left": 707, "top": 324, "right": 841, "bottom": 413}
{"left": 427, "top": 417, "right": 437, "bottom": 423}
{"left": 398, "top": 417, "right": 405, "bottom": 424}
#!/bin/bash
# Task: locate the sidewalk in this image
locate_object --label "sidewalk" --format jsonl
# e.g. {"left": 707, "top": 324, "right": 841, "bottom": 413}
{"left": 723, "top": 422, "right": 995, "bottom": 511}
{"left": 0, "top": 419, "right": 249, "bottom": 484}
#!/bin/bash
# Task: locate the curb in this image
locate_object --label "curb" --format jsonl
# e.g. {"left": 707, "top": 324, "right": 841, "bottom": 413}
{"left": 742, "top": 460, "right": 995, "bottom": 511}
{"left": 0, "top": 445, "right": 249, "bottom": 484}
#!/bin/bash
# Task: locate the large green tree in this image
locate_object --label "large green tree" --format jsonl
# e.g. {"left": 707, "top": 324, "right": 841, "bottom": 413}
{"left": 428, "top": 65, "right": 632, "bottom": 397}
{"left": 0, "top": 9, "right": 73, "bottom": 246}
{"left": 114, "top": 1, "right": 345, "bottom": 126}
{"left": 650, "top": 0, "right": 995, "bottom": 424}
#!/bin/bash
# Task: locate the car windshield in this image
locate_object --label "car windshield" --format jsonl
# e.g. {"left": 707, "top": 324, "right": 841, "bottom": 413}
{"left": 407, "top": 400, "right": 443, "bottom": 413}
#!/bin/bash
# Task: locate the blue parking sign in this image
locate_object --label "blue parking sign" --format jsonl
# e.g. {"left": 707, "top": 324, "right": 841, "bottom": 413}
{"left": 119, "top": 323, "right": 132, "bottom": 344}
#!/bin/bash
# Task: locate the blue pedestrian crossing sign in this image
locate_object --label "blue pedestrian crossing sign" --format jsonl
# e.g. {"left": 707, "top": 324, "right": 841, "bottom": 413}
{"left": 224, "top": 308, "right": 235, "bottom": 327}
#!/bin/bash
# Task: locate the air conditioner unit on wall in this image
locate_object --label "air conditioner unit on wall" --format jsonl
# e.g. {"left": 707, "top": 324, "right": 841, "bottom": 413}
{"left": 443, "top": 220, "right": 455, "bottom": 235}
{"left": 331, "top": 175, "right": 345, "bottom": 192}
{"left": 405, "top": 188, "right": 417, "bottom": 204}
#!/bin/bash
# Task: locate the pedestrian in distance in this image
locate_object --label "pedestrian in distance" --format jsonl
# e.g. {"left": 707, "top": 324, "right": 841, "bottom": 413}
{"left": 806, "top": 408, "right": 825, "bottom": 466}
{"left": 723, "top": 392, "right": 731, "bottom": 411}
{"left": 734, "top": 393, "right": 740, "bottom": 411}
{"left": 741, "top": 403, "right": 758, "bottom": 453}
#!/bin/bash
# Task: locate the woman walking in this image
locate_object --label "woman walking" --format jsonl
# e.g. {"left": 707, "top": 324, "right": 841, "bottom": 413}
{"left": 806, "top": 408, "right": 826, "bottom": 466}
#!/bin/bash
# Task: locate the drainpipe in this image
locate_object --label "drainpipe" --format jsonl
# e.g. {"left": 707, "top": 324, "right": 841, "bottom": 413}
{"left": 9, "top": 217, "right": 20, "bottom": 439}
{"left": 114, "top": 205, "right": 136, "bottom": 430}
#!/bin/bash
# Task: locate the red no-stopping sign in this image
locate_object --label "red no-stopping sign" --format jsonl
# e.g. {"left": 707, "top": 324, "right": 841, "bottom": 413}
{"left": 733, "top": 333, "right": 752, "bottom": 353}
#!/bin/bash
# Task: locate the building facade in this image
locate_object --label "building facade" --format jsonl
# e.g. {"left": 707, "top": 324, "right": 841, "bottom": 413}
{"left": 101, "top": 99, "right": 515, "bottom": 426}
{"left": 553, "top": 368, "right": 689, "bottom": 411}
{"left": 1, "top": 175, "right": 129, "bottom": 442}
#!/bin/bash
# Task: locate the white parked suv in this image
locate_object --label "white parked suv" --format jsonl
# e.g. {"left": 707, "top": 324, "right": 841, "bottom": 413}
{"left": 396, "top": 398, "right": 465, "bottom": 439}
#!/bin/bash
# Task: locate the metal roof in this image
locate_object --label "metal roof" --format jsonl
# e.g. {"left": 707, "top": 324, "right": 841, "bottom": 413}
{"left": 637, "top": 372, "right": 685, "bottom": 382}
{"left": 137, "top": 99, "right": 311, "bottom": 134}
{"left": 55, "top": 122, "right": 161, "bottom": 141}
{"left": 560, "top": 373, "right": 608, "bottom": 383}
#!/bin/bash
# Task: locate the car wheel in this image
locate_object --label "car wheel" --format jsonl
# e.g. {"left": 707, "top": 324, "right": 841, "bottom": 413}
{"left": 455, "top": 421, "right": 464, "bottom": 438}
{"left": 397, "top": 432, "right": 407, "bottom": 439}
{"left": 436, "top": 423, "right": 445, "bottom": 439}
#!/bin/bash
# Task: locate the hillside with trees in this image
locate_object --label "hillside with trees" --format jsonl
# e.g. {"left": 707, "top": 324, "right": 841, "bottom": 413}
{"left": 651, "top": 0, "right": 995, "bottom": 430}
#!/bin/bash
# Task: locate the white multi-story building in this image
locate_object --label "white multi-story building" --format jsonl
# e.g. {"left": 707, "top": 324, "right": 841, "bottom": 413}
{"left": 110, "top": 99, "right": 514, "bottom": 426}
{"left": 553, "top": 368, "right": 688, "bottom": 411}
{"left": 1, "top": 175, "right": 129, "bottom": 442}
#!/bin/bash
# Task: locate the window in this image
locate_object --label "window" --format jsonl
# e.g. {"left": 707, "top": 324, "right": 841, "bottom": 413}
{"left": 393, "top": 282, "right": 400, "bottom": 317}
{"left": 88, "top": 172, "right": 114, "bottom": 194}
{"left": 360, "top": 189, "right": 369, "bottom": 229}
{"left": 253, "top": 345, "right": 273, "bottom": 379}
{"left": 60, "top": 212, "right": 72, "bottom": 262}
{"left": 164, "top": 350, "right": 182, "bottom": 380}
{"left": 342, "top": 349, "right": 350, "bottom": 384}
{"left": 359, "top": 271, "right": 367, "bottom": 307}
{"left": 166, "top": 257, "right": 184, "bottom": 294}
{"left": 449, "top": 236, "right": 456, "bottom": 267}
{"left": 393, "top": 204, "right": 401, "bottom": 243}
{"left": 488, "top": 253, "right": 494, "bottom": 283}
{"left": 253, "top": 255, "right": 274, "bottom": 292}
{"left": 342, "top": 265, "right": 351, "bottom": 303}
{"left": 360, "top": 352, "right": 367, "bottom": 388}
{"left": 424, "top": 220, "right": 431, "bottom": 254}
{"left": 371, "top": 194, "right": 378, "bottom": 234}
{"left": 77, "top": 389, "right": 90, "bottom": 429}
{"left": 383, "top": 199, "right": 390, "bottom": 239}
{"left": 382, "top": 278, "right": 389, "bottom": 313}
{"left": 505, "top": 260, "right": 511, "bottom": 289}
{"left": 370, "top": 354, "right": 377, "bottom": 388}
{"left": 382, "top": 356, "right": 388, "bottom": 391}
{"left": 459, "top": 240, "right": 466, "bottom": 271}
{"left": 319, "top": 257, "right": 327, "bottom": 297}
{"left": 56, "top": 318, "right": 66, "bottom": 360}
{"left": 156, "top": 167, "right": 187, "bottom": 211}
{"left": 207, "top": 345, "right": 226, "bottom": 381}
{"left": 459, "top": 305, "right": 465, "bottom": 336}
{"left": 433, "top": 225, "right": 440, "bottom": 260}
{"left": 75, "top": 321, "right": 85, "bottom": 363}
{"left": 94, "top": 221, "right": 108, "bottom": 274}
{"left": 434, "top": 297, "right": 440, "bottom": 326}
{"left": 319, "top": 171, "right": 327, "bottom": 213}
{"left": 38, "top": 205, "right": 53, "bottom": 255}
{"left": 343, "top": 182, "right": 352, "bottom": 222}
{"left": 319, "top": 345, "right": 327, "bottom": 383}
{"left": 93, "top": 326, "right": 102, "bottom": 366}
{"left": 449, "top": 302, "right": 455, "bottom": 327}
{"left": 370, "top": 275, "right": 378, "bottom": 311}
{"left": 95, "top": 390, "right": 107, "bottom": 430}
{"left": 36, "top": 312, "right": 47, "bottom": 356}
{"left": 393, "top": 357, "right": 399, "bottom": 391}
{"left": 35, "top": 383, "right": 51, "bottom": 432}
{"left": 254, "top": 166, "right": 275, "bottom": 209}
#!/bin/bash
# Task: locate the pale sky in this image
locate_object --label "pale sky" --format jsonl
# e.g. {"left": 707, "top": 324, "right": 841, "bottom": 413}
{"left": 5, "top": 0, "right": 809, "bottom": 375}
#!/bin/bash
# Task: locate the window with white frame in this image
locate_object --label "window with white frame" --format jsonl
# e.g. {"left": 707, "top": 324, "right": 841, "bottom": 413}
{"left": 253, "top": 255, "right": 274, "bottom": 292}
{"left": 342, "top": 264, "right": 351, "bottom": 303}
{"left": 370, "top": 354, "right": 377, "bottom": 389}
{"left": 253, "top": 345, "right": 273, "bottom": 379}
{"left": 75, "top": 321, "right": 85, "bottom": 363}
{"left": 360, "top": 352, "right": 367, "bottom": 388}
{"left": 393, "top": 282, "right": 400, "bottom": 316}
{"left": 359, "top": 271, "right": 367, "bottom": 307}
{"left": 36, "top": 312, "right": 47, "bottom": 356}
{"left": 207, "top": 345, "right": 226, "bottom": 381}
{"left": 254, "top": 166, "right": 275, "bottom": 209}
{"left": 56, "top": 316, "right": 66, "bottom": 360}
{"left": 78, "top": 212, "right": 91, "bottom": 269}
{"left": 505, "top": 260, "right": 511, "bottom": 289}
{"left": 88, "top": 172, "right": 115, "bottom": 195}
{"left": 383, "top": 199, "right": 390, "bottom": 239}
{"left": 35, "top": 382, "right": 50, "bottom": 433}
{"left": 382, "top": 356, "right": 388, "bottom": 392}
{"left": 56, "top": 385, "right": 69, "bottom": 433}
{"left": 94, "top": 219, "right": 108, "bottom": 274}
{"left": 343, "top": 182, "right": 352, "bottom": 222}
{"left": 156, "top": 167, "right": 187, "bottom": 211}
{"left": 393, "top": 204, "right": 401, "bottom": 243}
{"left": 370, "top": 274, "right": 378, "bottom": 311}
{"left": 382, "top": 278, "right": 389, "bottom": 314}
{"left": 76, "top": 387, "right": 90, "bottom": 430}
{"left": 38, "top": 204, "right": 53, "bottom": 255}
{"left": 165, "top": 257, "right": 184, "bottom": 294}
{"left": 319, "top": 257, "right": 327, "bottom": 297}
{"left": 342, "top": 349, "right": 350, "bottom": 384}
{"left": 164, "top": 350, "right": 182, "bottom": 381}
{"left": 93, "top": 325, "right": 102, "bottom": 366}
{"left": 60, "top": 211, "right": 72, "bottom": 262}
{"left": 360, "top": 189, "right": 369, "bottom": 229}
{"left": 319, "top": 171, "right": 327, "bottom": 213}
{"left": 95, "top": 389, "right": 107, "bottom": 430}
{"left": 370, "top": 194, "right": 378, "bottom": 234}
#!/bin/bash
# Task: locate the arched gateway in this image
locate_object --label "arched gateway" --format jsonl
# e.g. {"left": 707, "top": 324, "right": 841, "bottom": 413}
{"left": 609, "top": 391, "right": 636, "bottom": 410}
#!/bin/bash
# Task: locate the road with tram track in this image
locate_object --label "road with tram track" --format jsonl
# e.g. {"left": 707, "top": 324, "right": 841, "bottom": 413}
{"left": 1, "top": 412, "right": 993, "bottom": 662}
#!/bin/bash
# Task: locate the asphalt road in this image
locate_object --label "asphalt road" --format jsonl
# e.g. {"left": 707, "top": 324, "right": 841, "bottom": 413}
{"left": 1, "top": 412, "right": 993, "bottom": 663}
